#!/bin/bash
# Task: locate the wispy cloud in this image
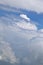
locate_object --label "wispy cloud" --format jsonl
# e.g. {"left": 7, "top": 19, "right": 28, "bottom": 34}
{"left": 0, "top": 0, "right": 43, "bottom": 13}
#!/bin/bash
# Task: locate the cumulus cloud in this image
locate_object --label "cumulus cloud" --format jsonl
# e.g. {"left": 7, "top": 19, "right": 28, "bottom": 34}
{"left": 0, "top": 19, "right": 43, "bottom": 65}
{"left": 0, "top": 0, "right": 43, "bottom": 13}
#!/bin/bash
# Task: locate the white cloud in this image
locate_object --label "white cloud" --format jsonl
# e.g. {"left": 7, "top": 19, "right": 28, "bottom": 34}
{"left": 19, "top": 14, "right": 37, "bottom": 31}
{"left": 0, "top": 14, "right": 38, "bottom": 40}
{"left": 0, "top": 14, "right": 37, "bottom": 31}
{"left": 16, "top": 21, "right": 37, "bottom": 31}
{"left": 0, "top": 13, "right": 43, "bottom": 64}
{"left": 0, "top": 39, "right": 17, "bottom": 63}
{"left": 39, "top": 29, "right": 43, "bottom": 32}
{"left": 0, "top": 3, "right": 43, "bottom": 64}
{"left": 20, "top": 14, "right": 30, "bottom": 21}
{"left": 0, "top": 0, "right": 43, "bottom": 13}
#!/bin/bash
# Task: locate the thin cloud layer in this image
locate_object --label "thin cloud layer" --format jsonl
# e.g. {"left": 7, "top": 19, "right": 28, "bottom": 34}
{"left": 0, "top": 0, "right": 43, "bottom": 13}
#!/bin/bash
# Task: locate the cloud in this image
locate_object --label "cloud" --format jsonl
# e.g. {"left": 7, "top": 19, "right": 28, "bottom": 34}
{"left": 0, "top": 56, "right": 2, "bottom": 60}
{"left": 0, "top": 37, "right": 17, "bottom": 63}
{"left": 0, "top": 7, "right": 43, "bottom": 65}
{"left": 0, "top": 12, "right": 38, "bottom": 31}
{"left": 16, "top": 20, "right": 37, "bottom": 31}
{"left": 0, "top": 0, "right": 43, "bottom": 13}
{"left": 39, "top": 29, "right": 43, "bottom": 32}
{"left": 20, "top": 14, "right": 30, "bottom": 21}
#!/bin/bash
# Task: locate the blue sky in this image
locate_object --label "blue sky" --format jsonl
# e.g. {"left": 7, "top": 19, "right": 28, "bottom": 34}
{"left": 0, "top": 4, "right": 43, "bottom": 29}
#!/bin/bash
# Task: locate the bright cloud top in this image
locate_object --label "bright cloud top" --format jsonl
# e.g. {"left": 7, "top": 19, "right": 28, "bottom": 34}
{"left": 15, "top": 14, "right": 37, "bottom": 31}
{"left": 0, "top": 0, "right": 43, "bottom": 13}
{"left": 20, "top": 14, "right": 30, "bottom": 21}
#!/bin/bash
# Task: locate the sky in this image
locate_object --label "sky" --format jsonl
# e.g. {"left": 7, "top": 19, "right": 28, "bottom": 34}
{"left": 0, "top": 0, "right": 43, "bottom": 65}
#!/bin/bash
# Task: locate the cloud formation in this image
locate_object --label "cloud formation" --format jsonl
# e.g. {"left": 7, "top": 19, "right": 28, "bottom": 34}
{"left": 39, "top": 29, "right": 43, "bottom": 32}
{"left": 0, "top": 6, "right": 43, "bottom": 65}
{"left": 0, "top": 38, "right": 17, "bottom": 63}
{"left": 16, "top": 21, "right": 37, "bottom": 31}
{"left": 0, "top": 0, "right": 43, "bottom": 13}
{"left": 20, "top": 14, "right": 30, "bottom": 21}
